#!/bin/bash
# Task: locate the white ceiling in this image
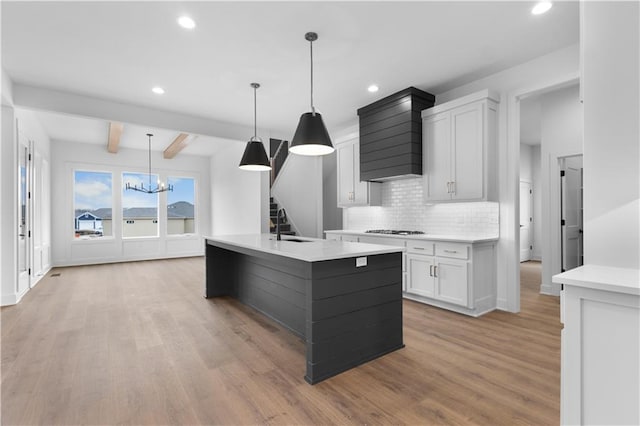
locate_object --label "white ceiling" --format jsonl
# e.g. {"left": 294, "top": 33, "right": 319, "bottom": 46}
{"left": 2, "top": 1, "right": 579, "bottom": 155}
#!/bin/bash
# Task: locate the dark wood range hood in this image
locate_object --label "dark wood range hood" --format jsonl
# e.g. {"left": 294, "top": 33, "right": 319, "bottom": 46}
{"left": 357, "top": 87, "right": 435, "bottom": 181}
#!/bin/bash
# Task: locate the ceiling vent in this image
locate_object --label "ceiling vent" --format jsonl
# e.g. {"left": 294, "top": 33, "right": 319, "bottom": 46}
{"left": 357, "top": 87, "right": 435, "bottom": 181}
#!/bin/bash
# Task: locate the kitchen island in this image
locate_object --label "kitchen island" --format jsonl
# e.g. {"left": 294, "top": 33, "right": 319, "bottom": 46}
{"left": 205, "top": 234, "right": 405, "bottom": 384}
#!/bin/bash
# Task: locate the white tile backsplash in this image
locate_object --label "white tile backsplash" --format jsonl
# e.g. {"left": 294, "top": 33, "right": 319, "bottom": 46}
{"left": 345, "top": 178, "right": 499, "bottom": 236}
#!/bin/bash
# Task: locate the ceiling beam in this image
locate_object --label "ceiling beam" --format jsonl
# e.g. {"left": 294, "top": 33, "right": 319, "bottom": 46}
{"left": 107, "top": 122, "right": 123, "bottom": 153}
{"left": 163, "top": 133, "right": 191, "bottom": 159}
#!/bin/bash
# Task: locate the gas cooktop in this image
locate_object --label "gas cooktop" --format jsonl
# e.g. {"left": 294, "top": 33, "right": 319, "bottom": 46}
{"left": 365, "top": 229, "right": 425, "bottom": 235}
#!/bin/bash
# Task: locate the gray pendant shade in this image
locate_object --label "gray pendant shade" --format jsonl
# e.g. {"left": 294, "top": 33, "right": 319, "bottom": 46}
{"left": 239, "top": 82, "right": 271, "bottom": 171}
{"left": 289, "top": 112, "right": 334, "bottom": 156}
{"left": 239, "top": 139, "right": 270, "bottom": 171}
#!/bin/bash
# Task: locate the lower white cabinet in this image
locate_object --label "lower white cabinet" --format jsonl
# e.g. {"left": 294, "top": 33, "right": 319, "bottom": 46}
{"left": 407, "top": 253, "right": 435, "bottom": 298}
{"left": 325, "top": 231, "right": 497, "bottom": 316}
{"left": 434, "top": 258, "right": 469, "bottom": 307}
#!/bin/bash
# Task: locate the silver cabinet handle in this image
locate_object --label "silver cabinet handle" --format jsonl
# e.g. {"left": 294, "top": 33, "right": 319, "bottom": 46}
{"left": 444, "top": 249, "right": 458, "bottom": 253}
{"left": 434, "top": 266, "right": 438, "bottom": 277}
{"left": 413, "top": 246, "right": 425, "bottom": 250}
{"left": 451, "top": 181, "right": 455, "bottom": 194}
{"left": 429, "top": 265, "right": 433, "bottom": 277}
{"left": 446, "top": 182, "right": 450, "bottom": 193}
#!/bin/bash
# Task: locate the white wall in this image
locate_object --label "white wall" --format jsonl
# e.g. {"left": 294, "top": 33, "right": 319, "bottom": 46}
{"left": 210, "top": 141, "right": 267, "bottom": 235}
{"left": 532, "top": 146, "right": 542, "bottom": 260}
{"left": 51, "top": 140, "right": 210, "bottom": 266}
{"left": 582, "top": 1, "right": 639, "bottom": 269}
{"left": 271, "top": 153, "right": 324, "bottom": 238}
{"left": 520, "top": 144, "right": 533, "bottom": 182}
{"left": 1, "top": 105, "right": 17, "bottom": 305}
{"left": 539, "top": 84, "right": 582, "bottom": 294}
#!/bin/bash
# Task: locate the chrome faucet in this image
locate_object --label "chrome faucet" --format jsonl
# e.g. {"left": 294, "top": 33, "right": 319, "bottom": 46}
{"left": 276, "top": 208, "right": 287, "bottom": 241}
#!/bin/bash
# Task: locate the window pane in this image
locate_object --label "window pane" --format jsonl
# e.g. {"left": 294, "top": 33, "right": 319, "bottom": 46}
{"left": 167, "top": 177, "right": 195, "bottom": 235}
{"left": 74, "top": 170, "right": 112, "bottom": 239}
{"left": 122, "top": 172, "right": 158, "bottom": 238}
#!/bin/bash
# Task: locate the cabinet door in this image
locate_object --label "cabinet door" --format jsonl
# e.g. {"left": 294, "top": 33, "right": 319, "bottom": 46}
{"left": 434, "top": 258, "right": 469, "bottom": 307}
{"left": 336, "top": 141, "right": 355, "bottom": 206}
{"left": 406, "top": 254, "right": 435, "bottom": 298}
{"left": 423, "top": 112, "right": 452, "bottom": 201}
{"left": 451, "top": 102, "right": 483, "bottom": 200}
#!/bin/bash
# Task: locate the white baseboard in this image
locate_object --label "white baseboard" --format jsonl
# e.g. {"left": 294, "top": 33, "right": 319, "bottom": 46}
{"left": 1, "top": 293, "right": 18, "bottom": 306}
{"left": 52, "top": 252, "right": 204, "bottom": 268}
{"left": 540, "top": 283, "right": 560, "bottom": 296}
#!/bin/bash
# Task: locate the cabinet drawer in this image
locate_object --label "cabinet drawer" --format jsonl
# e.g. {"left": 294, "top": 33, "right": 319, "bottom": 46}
{"left": 358, "top": 235, "right": 406, "bottom": 247}
{"left": 435, "top": 243, "right": 469, "bottom": 260}
{"left": 406, "top": 240, "right": 434, "bottom": 255}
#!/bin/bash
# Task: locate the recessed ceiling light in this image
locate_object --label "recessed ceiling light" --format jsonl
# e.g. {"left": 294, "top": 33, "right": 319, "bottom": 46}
{"left": 152, "top": 87, "right": 165, "bottom": 95}
{"left": 531, "top": 1, "right": 552, "bottom": 15}
{"left": 368, "top": 85, "right": 379, "bottom": 93}
{"left": 178, "top": 16, "right": 196, "bottom": 29}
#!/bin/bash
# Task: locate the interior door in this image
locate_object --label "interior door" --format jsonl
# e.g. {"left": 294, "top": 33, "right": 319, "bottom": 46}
{"left": 519, "top": 181, "right": 532, "bottom": 262}
{"left": 561, "top": 156, "right": 583, "bottom": 272}
{"left": 17, "top": 133, "right": 30, "bottom": 295}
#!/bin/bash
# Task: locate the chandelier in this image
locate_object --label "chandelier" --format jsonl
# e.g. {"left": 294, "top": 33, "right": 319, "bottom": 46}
{"left": 125, "top": 133, "right": 173, "bottom": 194}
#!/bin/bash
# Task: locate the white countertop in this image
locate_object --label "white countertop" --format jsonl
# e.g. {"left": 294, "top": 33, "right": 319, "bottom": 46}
{"left": 324, "top": 229, "right": 499, "bottom": 243}
{"left": 553, "top": 265, "right": 640, "bottom": 296}
{"left": 205, "top": 234, "right": 405, "bottom": 262}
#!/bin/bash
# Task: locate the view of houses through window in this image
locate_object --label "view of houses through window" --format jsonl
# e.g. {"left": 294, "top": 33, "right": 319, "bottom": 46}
{"left": 122, "top": 172, "right": 159, "bottom": 238}
{"left": 74, "top": 170, "right": 113, "bottom": 239}
{"left": 74, "top": 170, "right": 196, "bottom": 239}
{"left": 167, "top": 177, "right": 196, "bottom": 235}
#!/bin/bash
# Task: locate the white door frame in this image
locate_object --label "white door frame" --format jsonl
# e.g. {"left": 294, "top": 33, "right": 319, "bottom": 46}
{"left": 505, "top": 72, "right": 580, "bottom": 312}
{"left": 519, "top": 180, "right": 533, "bottom": 262}
{"left": 17, "top": 128, "right": 31, "bottom": 298}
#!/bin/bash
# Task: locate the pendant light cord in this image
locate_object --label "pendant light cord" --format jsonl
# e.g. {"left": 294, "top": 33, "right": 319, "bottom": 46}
{"left": 148, "top": 134, "right": 152, "bottom": 189}
{"left": 254, "top": 85, "right": 257, "bottom": 139}
{"left": 310, "top": 38, "right": 315, "bottom": 115}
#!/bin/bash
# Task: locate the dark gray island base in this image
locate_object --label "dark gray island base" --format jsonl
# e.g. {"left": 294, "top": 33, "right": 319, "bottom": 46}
{"left": 205, "top": 235, "right": 404, "bottom": 384}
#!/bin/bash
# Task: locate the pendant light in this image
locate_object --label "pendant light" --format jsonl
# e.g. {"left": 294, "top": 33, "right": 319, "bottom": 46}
{"left": 125, "top": 133, "right": 173, "bottom": 193}
{"left": 289, "top": 32, "right": 334, "bottom": 156}
{"left": 239, "top": 83, "right": 271, "bottom": 171}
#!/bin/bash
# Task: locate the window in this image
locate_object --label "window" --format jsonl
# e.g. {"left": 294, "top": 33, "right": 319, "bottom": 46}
{"left": 74, "top": 170, "right": 112, "bottom": 239}
{"left": 122, "top": 172, "right": 158, "bottom": 238}
{"left": 167, "top": 177, "right": 196, "bottom": 235}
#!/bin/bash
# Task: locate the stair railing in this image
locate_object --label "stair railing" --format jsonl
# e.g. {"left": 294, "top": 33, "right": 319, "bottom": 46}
{"left": 271, "top": 140, "right": 289, "bottom": 186}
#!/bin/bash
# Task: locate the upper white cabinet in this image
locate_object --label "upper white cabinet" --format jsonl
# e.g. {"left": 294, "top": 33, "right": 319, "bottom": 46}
{"left": 335, "top": 133, "right": 381, "bottom": 207}
{"left": 422, "top": 90, "right": 499, "bottom": 202}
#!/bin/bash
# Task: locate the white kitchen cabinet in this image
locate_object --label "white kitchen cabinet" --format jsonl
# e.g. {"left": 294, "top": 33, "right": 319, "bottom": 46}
{"left": 336, "top": 134, "right": 381, "bottom": 207}
{"left": 553, "top": 266, "right": 640, "bottom": 426}
{"left": 422, "top": 90, "right": 499, "bottom": 202}
{"left": 407, "top": 253, "right": 435, "bottom": 298}
{"left": 434, "top": 257, "right": 469, "bottom": 307}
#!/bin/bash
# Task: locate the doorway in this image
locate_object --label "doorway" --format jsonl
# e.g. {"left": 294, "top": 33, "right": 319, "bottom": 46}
{"left": 17, "top": 131, "right": 31, "bottom": 297}
{"left": 560, "top": 155, "right": 584, "bottom": 272}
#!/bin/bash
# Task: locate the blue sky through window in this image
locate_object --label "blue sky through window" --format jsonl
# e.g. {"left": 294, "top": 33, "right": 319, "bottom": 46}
{"left": 122, "top": 172, "right": 159, "bottom": 208}
{"left": 168, "top": 177, "right": 195, "bottom": 205}
{"left": 74, "top": 170, "right": 112, "bottom": 210}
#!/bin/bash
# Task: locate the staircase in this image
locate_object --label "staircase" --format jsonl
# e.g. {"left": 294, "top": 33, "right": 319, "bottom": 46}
{"left": 270, "top": 197, "right": 295, "bottom": 236}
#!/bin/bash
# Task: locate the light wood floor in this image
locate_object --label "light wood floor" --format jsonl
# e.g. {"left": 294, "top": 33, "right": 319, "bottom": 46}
{"left": 1, "top": 258, "right": 559, "bottom": 425}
